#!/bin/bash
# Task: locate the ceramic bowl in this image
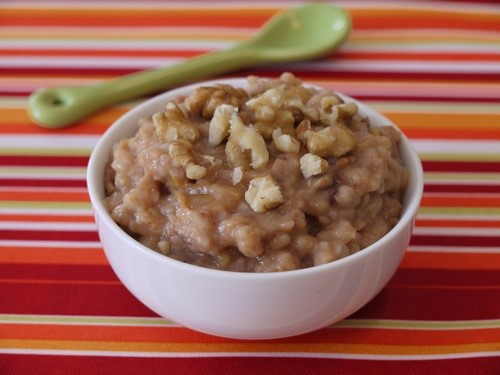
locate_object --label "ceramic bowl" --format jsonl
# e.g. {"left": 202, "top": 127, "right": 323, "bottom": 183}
{"left": 87, "top": 78, "right": 423, "bottom": 340}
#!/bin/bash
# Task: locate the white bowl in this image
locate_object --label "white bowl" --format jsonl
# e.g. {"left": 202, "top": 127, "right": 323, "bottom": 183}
{"left": 87, "top": 78, "right": 423, "bottom": 340}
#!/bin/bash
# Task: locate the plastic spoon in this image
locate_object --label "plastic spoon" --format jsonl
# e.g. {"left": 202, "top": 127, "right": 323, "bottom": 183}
{"left": 28, "top": 4, "right": 351, "bottom": 128}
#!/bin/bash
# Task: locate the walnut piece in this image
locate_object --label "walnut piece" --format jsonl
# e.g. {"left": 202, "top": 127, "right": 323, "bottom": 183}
{"left": 227, "top": 111, "right": 269, "bottom": 170}
{"left": 303, "top": 126, "right": 356, "bottom": 158}
{"left": 209, "top": 104, "right": 234, "bottom": 146}
{"left": 245, "top": 175, "right": 284, "bottom": 213}
{"left": 232, "top": 167, "right": 243, "bottom": 185}
{"left": 153, "top": 102, "right": 200, "bottom": 142}
{"left": 168, "top": 139, "right": 209, "bottom": 180}
{"left": 319, "top": 96, "right": 358, "bottom": 125}
{"left": 300, "top": 153, "right": 328, "bottom": 178}
{"left": 184, "top": 84, "right": 248, "bottom": 119}
{"left": 244, "top": 88, "right": 295, "bottom": 140}
{"left": 272, "top": 128, "right": 301, "bottom": 154}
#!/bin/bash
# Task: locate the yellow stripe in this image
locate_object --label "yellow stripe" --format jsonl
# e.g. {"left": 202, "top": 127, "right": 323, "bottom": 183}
{"left": 2, "top": 339, "right": 499, "bottom": 356}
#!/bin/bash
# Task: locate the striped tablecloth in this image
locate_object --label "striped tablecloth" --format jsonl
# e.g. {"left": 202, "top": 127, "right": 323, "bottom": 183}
{"left": 1, "top": 1, "right": 499, "bottom": 373}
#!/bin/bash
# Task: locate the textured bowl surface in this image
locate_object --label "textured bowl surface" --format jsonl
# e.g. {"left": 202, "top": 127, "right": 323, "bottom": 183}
{"left": 87, "top": 78, "right": 423, "bottom": 340}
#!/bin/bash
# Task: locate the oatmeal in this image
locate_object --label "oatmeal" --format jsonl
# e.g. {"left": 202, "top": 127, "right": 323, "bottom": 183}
{"left": 104, "top": 73, "right": 409, "bottom": 272}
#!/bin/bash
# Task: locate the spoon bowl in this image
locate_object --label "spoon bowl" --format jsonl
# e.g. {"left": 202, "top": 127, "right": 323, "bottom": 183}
{"left": 28, "top": 4, "right": 350, "bottom": 128}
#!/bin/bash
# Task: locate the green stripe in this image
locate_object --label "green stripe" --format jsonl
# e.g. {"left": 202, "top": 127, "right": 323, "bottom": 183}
{"left": 420, "top": 153, "right": 500, "bottom": 162}
{"left": 0, "top": 201, "right": 91, "bottom": 209}
{"left": 0, "top": 314, "right": 175, "bottom": 326}
{"left": 336, "top": 319, "right": 500, "bottom": 330}
{"left": 0, "top": 167, "right": 86, "bottom": 176}
{"left": 424, "top": 172, "right": 500, "bottom": 182}
{"left": 2, "top": 314, "right": 499, "bottom": 330}
{"left": 419, "top": 207, "right": 500, "bottom": 216}
{"left": 0, "top": 148, "right": 92, "bottom": 157}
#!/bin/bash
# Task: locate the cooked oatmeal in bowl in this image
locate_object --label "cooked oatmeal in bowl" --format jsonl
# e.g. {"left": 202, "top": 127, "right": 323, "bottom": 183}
{"left": 104, "top": 73, "right": 409, "bottom": 273}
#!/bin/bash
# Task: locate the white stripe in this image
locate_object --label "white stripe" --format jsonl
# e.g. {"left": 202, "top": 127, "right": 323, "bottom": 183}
{"left": 412, "top": 140, "right": 500, "bottom": 155}
{"left": 0, "top": 348, "right": 498, "bottom": 361}
{"left": 413, "top": 227, "right": 500, "bottom": 237}
{"left": 2, "top": 57, "right": 500, "bottom": 74}
{"left": 0, "top": 240, "right": 100, "bottom": 248}
{"left": 0, "top": 240, "right": 101, "bottom": 247}
{"left": 2, "top": 40, "right": 499, "bottom": 54}
{"left": 408, "top": 246, "right": 500, "bottom": 254}
{"left": 0, "top": 135, "right": 100, "bottom": 149}
{"left": 0, "top": 222, "right": 97, "bottom": 231}
{"left": 0, "top": 167, "right": 87, "bottom": 178}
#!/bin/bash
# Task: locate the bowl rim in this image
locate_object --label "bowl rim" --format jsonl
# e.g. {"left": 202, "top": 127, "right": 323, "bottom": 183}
{"left": 87, "top": 77, "right": 424, "bottom": 281}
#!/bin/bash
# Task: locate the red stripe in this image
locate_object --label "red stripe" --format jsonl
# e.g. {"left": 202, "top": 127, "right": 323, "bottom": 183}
{"left": 353, "top": 286, "right": 500, "bottom": 321}
{"left": 4, "top": 90, "right": 500, "bottom": 103}
{"left": 0, "top": 178, "right": 87, "bottom": 188}
{"left": 0, "top": 282, "right": 155, "bottom": 317}
{"left": 0, "top": 230, "right": 99, "bottom": 242}
{"left": 0, "top": 264, "right": 117, "bottom": 282}
{"left": 391, "top": 268, "right": 500, "bottom": 287}
{"left": 3, "top": 264, "right": 497, "bottom": 286}
{"left": 2, "top": 353, "right": 500, "bottom": 375}
{"left": 410, "top": 235, "right": 500, "bottom": 247}
{"left": 424, "top": 184, "right": 500, "bottom": 194}
{"left": 1, "top": 264, "right": 499, "bottom": 320}
{"left": 1, "top": 279, "right": 498, "bottom": 320}
{"left": 2, "top": 66, "right": 499, "bottom": 83}
{"left": 422, "top": 161, "right": 500, "bottom": 173}
{"left": 0, "top": 155, "right": 89, "bottom": 167}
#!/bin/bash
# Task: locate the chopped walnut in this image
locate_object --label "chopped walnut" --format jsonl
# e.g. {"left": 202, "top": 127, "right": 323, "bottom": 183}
{"left": 244, "top": 88, "right": 295, "bottom": 140}
{"left": 232, "top": 167, "right": 243, "bottom": 185}
{"left": 209, "top": 104, "right": 234, "bottom": 146}
{"left": 337, "top": 102, "right": 358, "bottom": 118}
{"left": 153, "top": 102, "right": 200, "bottom": 143}
{"left": 296, "top": 119, "right": 312, "bottom": 140}
{"left": 303, "top": 125, "right": 356, "bottom": 158}
{"left": 272, "top": 128, "right": 301, "bottom": 154}
{"left": 225, "top": 138, "right": 251, "bottom": 170}
{"left": 319, "top": 96, "right": 358, "bottom": 125}
{"left": 245, "top": 175, "right": 284, "bottom": 213}
{"left": 300, "top": 153, "right": 328, "bottom": 178}
{"left": 184, "top": 84, "right": 248, "bottom": 119}
{"left": 227, "top": 111, "right": 269, "bottom": 170}
{"left": 168, "top": 139, "right": 210, "bottom": 180}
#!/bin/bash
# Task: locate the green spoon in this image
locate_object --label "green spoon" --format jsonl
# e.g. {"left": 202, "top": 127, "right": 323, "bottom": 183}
{"left": 28, "top": 4, "right": 351, "bottom": 128}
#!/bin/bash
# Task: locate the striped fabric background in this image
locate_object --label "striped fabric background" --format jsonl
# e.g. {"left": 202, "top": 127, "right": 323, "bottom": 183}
{"left": 1, "top": 1, "right": 499, "bottom": 374}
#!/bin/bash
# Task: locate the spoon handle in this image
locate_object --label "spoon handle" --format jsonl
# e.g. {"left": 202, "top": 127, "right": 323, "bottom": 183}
{"left": 28, "top": 44, "right": 258, "bottom": 128}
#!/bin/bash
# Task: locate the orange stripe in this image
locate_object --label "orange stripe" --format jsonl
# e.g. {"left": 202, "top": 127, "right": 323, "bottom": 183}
{"left": 3, "top": 109, "right": 499, "bottom": 139}
{"left": 0, "top": 8, "right": 275, "bottom": 28}
{"left": 3, "top": 7, "right": 499, "bottom": 31}
{"left": 2, "top": 339, "right": 498, "bottom": 355}
{"left": 385, "top": 113, "right": 500, "bottom": 141}
{"left": 0, "top": 49, "right": 207, "bottom": 59}
{"left": 2, "top": 323, "right": 499, "bottom": 346}
{"left": 0, "top": 191, "right": 89, "bottom": 202}
{"left": 401, "top": 251, "right": 500, "bottom": 270}
{"left": 350, "top": 8, "right": 500, "bottom": 31}
{"left": 0, "top": 108, "right": 123, "bottom": 135}
{"left": 421, "top": 195, "right": 500, "bottom": 208}
{"left": 0, "top": 246, "right": 107, "bottom": 265}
